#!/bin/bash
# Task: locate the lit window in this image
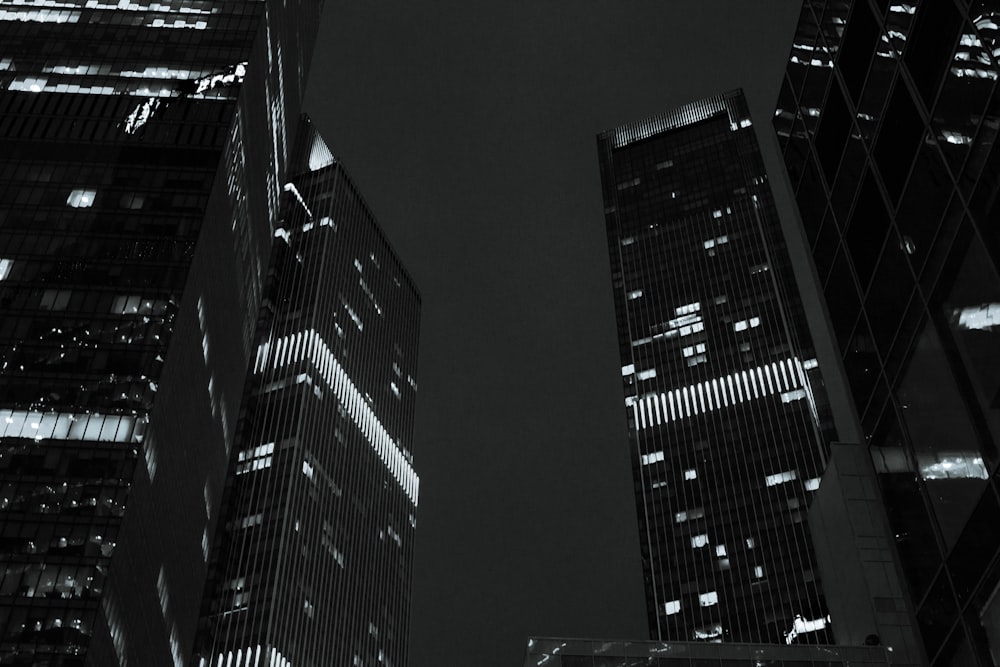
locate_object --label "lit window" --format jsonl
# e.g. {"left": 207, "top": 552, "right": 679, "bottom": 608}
{"left": 699, "top": 591, "right": 718, "bottom": 607}
{"left": 734, "top": 320, "right": 748, "bottom": 332}
{"left": 675, "top": 302, "right": 701, "bottom": 316}
{"left": 781, "top": 389, "right": 808, "bottom": 403}
{"left": 804, "top": 478, "right": 821, "bottom": 491}
{"left": 712, "top": 209, "right": 723, "bottom": 219}
{"left": 749, "top": 317, "right": 761, "bottom": 327}
{"left": 754, "top": 565, "right": 765, "bottom": 579}
{"left": 655, "top": 159, "right": 674, "bottom": 170}
{"left": 0, "top": 259, "right": 10, "bottom": 281}
{"left": 641, "top": 450, "right": 665, "bottom": 466}
{"left": 691, "top": 534, "right": 709, "bottom": 548}
{"left": 746, "top": 537, "right": 755, "bottom": 549}
{"left": 66, "top": 189, "right": 96, "bottom": 208}
{"left": 765, "top": 470, "right": 798, "bottom": 487}
{"left": 617, "top": 177, "right": 641, "bottom": 190}
{"left": 664, "top": 599, "right": 681, "bottom": 615}
{"left": 302, "top": 460, "right": 314, "bottom": 480}
{"left": 716, "top": 544, "right": 727, "bottom": 557}
{"left": 621, "top": 364, "right": 635, "bottom": 377}
{"left": 627, "top": 289, "right": 643, "bottom": 300}
{"left": 684, "top": 469, "right": 697, "bottom": 480}
{"left": 637, "top": 368, "right": 656, "bottom": 381}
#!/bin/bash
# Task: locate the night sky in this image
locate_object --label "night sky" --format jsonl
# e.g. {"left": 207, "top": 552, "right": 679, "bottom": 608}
{"left": 302, "top": 3, "right": 809, "bottom": 665}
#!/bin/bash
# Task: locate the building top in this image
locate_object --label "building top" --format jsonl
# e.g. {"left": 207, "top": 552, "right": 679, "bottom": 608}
{"left": 598, "top": 89, "right": 752, "bottom": 149}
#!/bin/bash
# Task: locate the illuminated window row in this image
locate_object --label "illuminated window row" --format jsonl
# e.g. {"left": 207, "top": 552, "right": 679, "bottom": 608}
{"left": 0, "top": 408, "right": 146, "bottom": 443}
{"left": 216, "top": 646, "right": 289, "bottom": 667}
{"left": 254, "top": 329, "right": 419, "bottom": 505}
{"left": 630, "top": 357, "right": 808, "bottom": 430}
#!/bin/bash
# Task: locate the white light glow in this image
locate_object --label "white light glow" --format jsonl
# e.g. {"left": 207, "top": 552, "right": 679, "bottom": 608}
{"left": 0, "top": 409, "right": 145, "bottom": 443}
{"left": 785, "top": 614, "right": 831, "bottom": 644}
{"left": 665, "top": 600, "right": 681, "bottom": 615}
{"left": 66, "top": 189, "right": 96, "bottom": 208}
{"left": 255, "top": 330, "right": 419, "bottom": 505}
{"left": 0, "top": 259, "right": 11, "bottom": 281}
{"left": 699, "top": 591, "right": 718, "bottom": 607}
{"left": 954, "top": 303, "right": 1000, "bottom": 331}
{"left": 631, "top": 357, "right": 811, "bottom": 430}
{"left": 765, "top": 470, "right": 797, "bottom": 487}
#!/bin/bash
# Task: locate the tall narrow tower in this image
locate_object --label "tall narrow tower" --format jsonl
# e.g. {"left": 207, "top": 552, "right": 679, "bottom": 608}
{"left": 193, "top": 118, "right": 421, "bottom": 667}
{"left": 597, "top": 90, "right": 834, "bottom": 644}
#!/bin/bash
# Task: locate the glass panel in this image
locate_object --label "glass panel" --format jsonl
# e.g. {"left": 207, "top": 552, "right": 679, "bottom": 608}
{"left": 933, "top": 626, "right": 977, "bottom": 667}
{"left": 933, "top": 37, "right": 995, "bottom": 174}
{"left": 975, "top": 566, "right": 1000, "bottom": 666}
{"left": 797, "top": 155, "right": 829, "bottom": 245}
{"left": 866, "top": 228, "right": 915, "bottom": 355}
{"left": 895, "top": 138, "right": 955, "bottom": 277}
{"left": 948, "top": 489, "right": 1000, "bottom": 605}
{"left": 897, "top": 322, "right": 990, "bottom": 549}
{"left": 846, "top": 170, "right": 891, "bottom": 290}
{"left": 874, "top": 82, "right": 924, "bottom": 202}
{"left": 918, "top": 571, "right": 960, "bottom": 660}
{"left": 843, "top": 316, "right": 879, "bottom": 411}
{"left": 940, "top": 234, "right": 1000, "bottom": 464}
{"left": 788, "top": 3, "right": 821, "bottom": 98}
{"left": 904, "top": 0, "right": 964, "bottom": 108}
{"left": 824, "top": 248, "right": 861, "bottom": 354}
{"left": 837, "top": 0, "right": 880, "bottom": 103}
{"left": 815, "top": 81, "right": 851, "bottom": 182}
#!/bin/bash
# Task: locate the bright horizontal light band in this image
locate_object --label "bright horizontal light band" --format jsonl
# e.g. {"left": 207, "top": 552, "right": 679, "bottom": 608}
{"left": 629, "top": 357, "right": 810, "bottom": 430}
{"left": 0, "top": 409, "right": 146, "bottom": 443}
{"left": 255, "top": 330, "right": 419, "bottom": 506}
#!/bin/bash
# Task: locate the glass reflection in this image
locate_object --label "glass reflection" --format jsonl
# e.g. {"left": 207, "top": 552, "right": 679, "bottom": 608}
{"left": 896, "top": 323, "right": 989, "bottom": 549}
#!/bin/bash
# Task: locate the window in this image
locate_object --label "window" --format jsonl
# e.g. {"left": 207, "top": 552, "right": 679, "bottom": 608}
{"left": 664, "top": 600, "right": 681, "bottom": 615}
{"left": 66, "top": 189, "right": 95, "bottom": 207}
{"left": 699, "top": 591, "right": 718, "bottom": 607}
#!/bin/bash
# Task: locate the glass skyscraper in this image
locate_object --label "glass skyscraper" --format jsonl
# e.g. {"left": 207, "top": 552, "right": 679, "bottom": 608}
{"left": 0, "top": 0, "right": 395, "bottom": 664}
{"left": 597, "top": 90, "right": 835, "bottom": 645}
{"left": 193, "top": 118, "right": 421, "bottom": 667}
{"left": 775, "top": 1, "right": 1000, "bottom": 665}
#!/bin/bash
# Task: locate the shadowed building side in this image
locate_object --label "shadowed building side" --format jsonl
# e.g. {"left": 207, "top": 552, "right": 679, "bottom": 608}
{"left": 193, "top": 118, "right": 421, "bottom": 667}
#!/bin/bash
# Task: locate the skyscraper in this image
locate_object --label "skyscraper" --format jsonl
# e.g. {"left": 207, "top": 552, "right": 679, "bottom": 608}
{"left": 775, "top": 1, "right": 1000, "bottom": 664}
{"left": 192, "top": 117, "right": 421, "bottom": 667}
{"left": 0, "top": 0, "right": 325, "bottom": 662}
{"left": 597, "top": 90, "right": 835, "bottom": 645}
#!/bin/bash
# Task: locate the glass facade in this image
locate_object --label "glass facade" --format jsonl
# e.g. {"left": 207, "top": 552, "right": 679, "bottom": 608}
{"left": 0, "top": 0, "right": 324, "bottom": 663}
{"left": 775, "top": 2, "right": 1000, "bottom": 665}
{"left": 192, "top": 118, "right": 421, "bottom": 667}
{"left": 524, "top": 636, "right": 891, "bottom": 667}
{"left": 597, "top": 91, "right": 837, "bottom": 645}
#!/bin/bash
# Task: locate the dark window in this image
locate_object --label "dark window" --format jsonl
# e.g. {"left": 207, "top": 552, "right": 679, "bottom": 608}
{"left": 918, "top": 571, "right": 959, "bottom": 660}
{"left": 896, "top": 139, "right": 954, "bottom": 276}
{"left": 796, "top": 155, "right": 828, "bottom": 245}
{"left": 837, "top": 0, "right": 880, "bottom": 103}
{"left": 874, "top": 83, "right": 924, "bottom": 202}
{"left": 846, "top": 170, "right": 891, "bottom": 290}
{"left": 948, "top": 489, "right": 1000, "bottom": 605}
{"left": 825, "top": 248, "right": 862, "bottom": 353}
{"left": 815, "top": 83, "right": 852, "bottom": 182}
{"left": 904, "top": 0, "right": 964, "bottom": 108}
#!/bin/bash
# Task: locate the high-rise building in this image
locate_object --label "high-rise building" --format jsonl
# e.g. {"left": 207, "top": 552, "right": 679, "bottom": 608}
{"left": 192, "top": 117, "right": 421, "bottom": 667}
{"left": 775, "top": 1, "right": 1000, "bottom": 664}
{"left": 523, "top": 636, "right": 893, "bottom": 667}
{"left": 0, "top": 0, "right": 325, "bottom": 663}
{"left": 597, "top": 90, "right": 837, "bottom": 645}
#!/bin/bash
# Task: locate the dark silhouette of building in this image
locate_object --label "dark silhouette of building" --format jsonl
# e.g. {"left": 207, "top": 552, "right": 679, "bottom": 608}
{"left": 192, "top": 118, "right": 421, "bottom": 667}
{"left": 775, "top": 1, "right": 1000, "bottom": 664}
{"left": 0, "top": 0, "right": 420, "bottom": 664}
{"left": 597, "top": 90, "right": 837, "bottom": 645}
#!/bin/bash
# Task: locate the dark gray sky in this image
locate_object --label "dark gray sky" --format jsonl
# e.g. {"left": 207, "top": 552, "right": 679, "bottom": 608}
{"left": 303, "top": 3, "right": 806, "bottom": 665}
